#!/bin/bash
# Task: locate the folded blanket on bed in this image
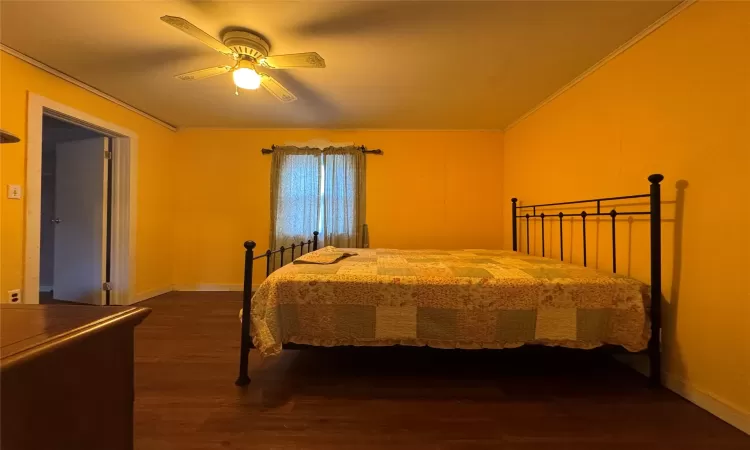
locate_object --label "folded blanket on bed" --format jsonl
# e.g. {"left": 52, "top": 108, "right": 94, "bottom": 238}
{"left": 293, "top": 246, "right": 358, "bottom": 265}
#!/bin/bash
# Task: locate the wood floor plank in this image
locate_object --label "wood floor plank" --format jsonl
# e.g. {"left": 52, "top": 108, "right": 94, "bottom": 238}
{"left": 133, "top": 292, "right": 749, "bottom": 449}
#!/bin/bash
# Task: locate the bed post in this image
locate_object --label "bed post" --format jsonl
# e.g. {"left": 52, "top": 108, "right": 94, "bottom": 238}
{"left": 313, "top": 231, "right": 319, "bottom": 251}
{"left": 511, "top": 198, "right": 518, "bottom": 251}
{"left": 648, "top": 174, "right": 663, "bottom": 387}
{"left": 235, "top": 240, "right": 255, "bottom": 386}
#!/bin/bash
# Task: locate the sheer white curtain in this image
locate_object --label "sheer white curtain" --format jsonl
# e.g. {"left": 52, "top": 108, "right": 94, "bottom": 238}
{"left": 322, "top": 146, "right": 366, "bottom": 248}
{"left": 270, "top": 147, "right": 321, "bottom": 265}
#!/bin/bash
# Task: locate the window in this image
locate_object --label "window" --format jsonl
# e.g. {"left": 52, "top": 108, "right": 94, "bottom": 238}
{"left": 271, "top": 147, "right": 366, "bottom": 250}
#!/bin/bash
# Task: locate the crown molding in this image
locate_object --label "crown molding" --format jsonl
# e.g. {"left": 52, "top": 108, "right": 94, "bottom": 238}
{"left": 505, "top": 0, "right": 698, "bottom": 132}
{"left": 1, "top": 45, "right": 177, "bottom": 132}
{"left": 180, "top": 127, "right": 504, "bottom": 132}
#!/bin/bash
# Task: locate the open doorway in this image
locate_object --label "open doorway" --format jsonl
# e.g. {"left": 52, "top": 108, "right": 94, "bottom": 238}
{"left": 39, "top": 116, "right": 112, "bottom": 305}
{"left": 25, "top": 94, "right": 137, "bottom": 306}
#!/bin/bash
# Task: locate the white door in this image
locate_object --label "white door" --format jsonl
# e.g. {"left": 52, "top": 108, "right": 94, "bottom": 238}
{"left": 52, "top": 137, "right": 109, "bottom": 305}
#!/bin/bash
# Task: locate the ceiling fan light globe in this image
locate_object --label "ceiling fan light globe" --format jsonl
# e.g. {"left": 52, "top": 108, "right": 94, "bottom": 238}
{"left": 233, "top": 68, "right": 261, "bottom": 90}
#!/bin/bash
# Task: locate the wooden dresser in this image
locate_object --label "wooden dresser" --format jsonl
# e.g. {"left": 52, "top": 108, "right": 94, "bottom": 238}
{"left": 0, "top": 304, "right": 150, "bottom": 450}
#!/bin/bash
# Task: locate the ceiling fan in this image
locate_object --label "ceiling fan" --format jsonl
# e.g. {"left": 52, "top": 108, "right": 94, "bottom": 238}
{"left": 160, "top": 16, "right": 325, "bottom": 103}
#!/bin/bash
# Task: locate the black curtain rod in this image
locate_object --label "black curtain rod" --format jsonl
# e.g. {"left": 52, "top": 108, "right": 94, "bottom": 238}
{"left": 261, "top": 145, "right": 383, "bottom": 155}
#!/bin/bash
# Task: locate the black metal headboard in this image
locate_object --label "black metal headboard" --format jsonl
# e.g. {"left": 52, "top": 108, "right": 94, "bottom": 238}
{"left": 511, "top": 173, "right": 663, "bottom": 385}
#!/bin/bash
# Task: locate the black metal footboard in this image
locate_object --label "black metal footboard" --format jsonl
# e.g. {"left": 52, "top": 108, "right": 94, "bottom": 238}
{"left": 511, "top": 174, "right": 663, "bottom": 386}
{"left": 235, "top": 232, "right": 319, "bottom": 386}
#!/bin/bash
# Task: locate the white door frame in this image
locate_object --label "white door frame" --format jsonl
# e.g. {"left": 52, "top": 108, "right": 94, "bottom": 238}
{"left": 25, "top": 93, "right": 138, "bottom": 305}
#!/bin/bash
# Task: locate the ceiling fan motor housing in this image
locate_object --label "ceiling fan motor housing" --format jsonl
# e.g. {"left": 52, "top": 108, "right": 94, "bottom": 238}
{"left": 222, "top": 31, "right": 270, "bottom": 60}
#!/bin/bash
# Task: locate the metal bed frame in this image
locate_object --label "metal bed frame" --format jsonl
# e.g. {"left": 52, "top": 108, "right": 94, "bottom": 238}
{"left": 236, "top": 174, "right": 663, "bottom": 387}
{"left": 235, "top": 231, "right": 319, "bottom": 386}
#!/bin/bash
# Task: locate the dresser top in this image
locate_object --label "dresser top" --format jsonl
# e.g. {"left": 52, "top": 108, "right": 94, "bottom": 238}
{"left": 0, "top": 304, "right": 150, "bottom": 367}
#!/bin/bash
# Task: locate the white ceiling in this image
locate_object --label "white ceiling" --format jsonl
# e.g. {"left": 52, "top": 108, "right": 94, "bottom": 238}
{"left": 0, "top": 1, "right": 680, "bottom": 129}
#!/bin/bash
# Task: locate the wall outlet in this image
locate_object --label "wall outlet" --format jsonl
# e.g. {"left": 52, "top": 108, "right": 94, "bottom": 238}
{"left": 8, "top": 289, "right": 21, "bottom": 303}
{"left": 7, "top": 184, "right": 22, "bottom": 199}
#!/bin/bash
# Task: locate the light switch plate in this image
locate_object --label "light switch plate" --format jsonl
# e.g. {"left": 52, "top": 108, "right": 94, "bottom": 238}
{"left": 7, "top": 184, "right": 22, "bottom": 199}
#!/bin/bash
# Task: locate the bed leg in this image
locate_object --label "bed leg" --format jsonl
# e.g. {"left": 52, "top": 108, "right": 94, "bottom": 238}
{"left": 649, "top": 338, "right": 661, "bottom": 387}
{"left": 648, "top": 174, "right": 663, "bottom": 387}
{"left": 235, "top": 240, "right": 255, "bottom": 386}
{"left": 511, "top": 198, "right": 518, "bottom": 251}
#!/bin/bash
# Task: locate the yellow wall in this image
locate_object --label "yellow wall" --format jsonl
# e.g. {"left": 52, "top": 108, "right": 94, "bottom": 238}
{"left": 504, "top": 1, "right": 749, "bottom": 417}
{"left": 0, "top": 51, "right": 175, "bottom": 299}
{"left": 172, "top": 129, "right": 503, "bottom": 287}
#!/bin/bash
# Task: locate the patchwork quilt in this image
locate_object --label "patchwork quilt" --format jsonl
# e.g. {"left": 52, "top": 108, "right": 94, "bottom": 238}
{"left": 250, "top": 248, "right": 651, "bottom": 357}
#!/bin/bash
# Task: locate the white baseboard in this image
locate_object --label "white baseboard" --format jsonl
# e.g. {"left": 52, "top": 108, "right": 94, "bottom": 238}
{"left": 133, "top": 285, "right": 174, "bottom": 304}
{"left": 130, "top": 283, "right": 255, "bottom": 303}
{"left": 615, "top": 354, "right": 749, "bottom": 435}
{"left": 172, "top": 284, "right": 263, "bottom": 292}
{"left": 663, "top": 371, "right": 750, "bottom": 435}
{"left": 173, "top": 284, "right": 244, "bottom": 292}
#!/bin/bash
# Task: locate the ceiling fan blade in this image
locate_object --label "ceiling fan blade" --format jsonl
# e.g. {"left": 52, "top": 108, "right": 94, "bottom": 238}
{"left": 160, "top": 15, "right": 235, "bottom": 57}
{"left": 259, "top": 52, "right": 326, "bottom": 69}
{"left": 175, "top": 65, "right": 233, "bottom": 81}
{"left": 260, "top": 74, "right": 297, "bottom": 103}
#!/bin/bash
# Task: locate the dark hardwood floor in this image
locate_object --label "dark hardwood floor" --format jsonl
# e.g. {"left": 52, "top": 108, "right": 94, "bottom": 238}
{"left": 134, "top": 292, "right": 749, "bottom": 449}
